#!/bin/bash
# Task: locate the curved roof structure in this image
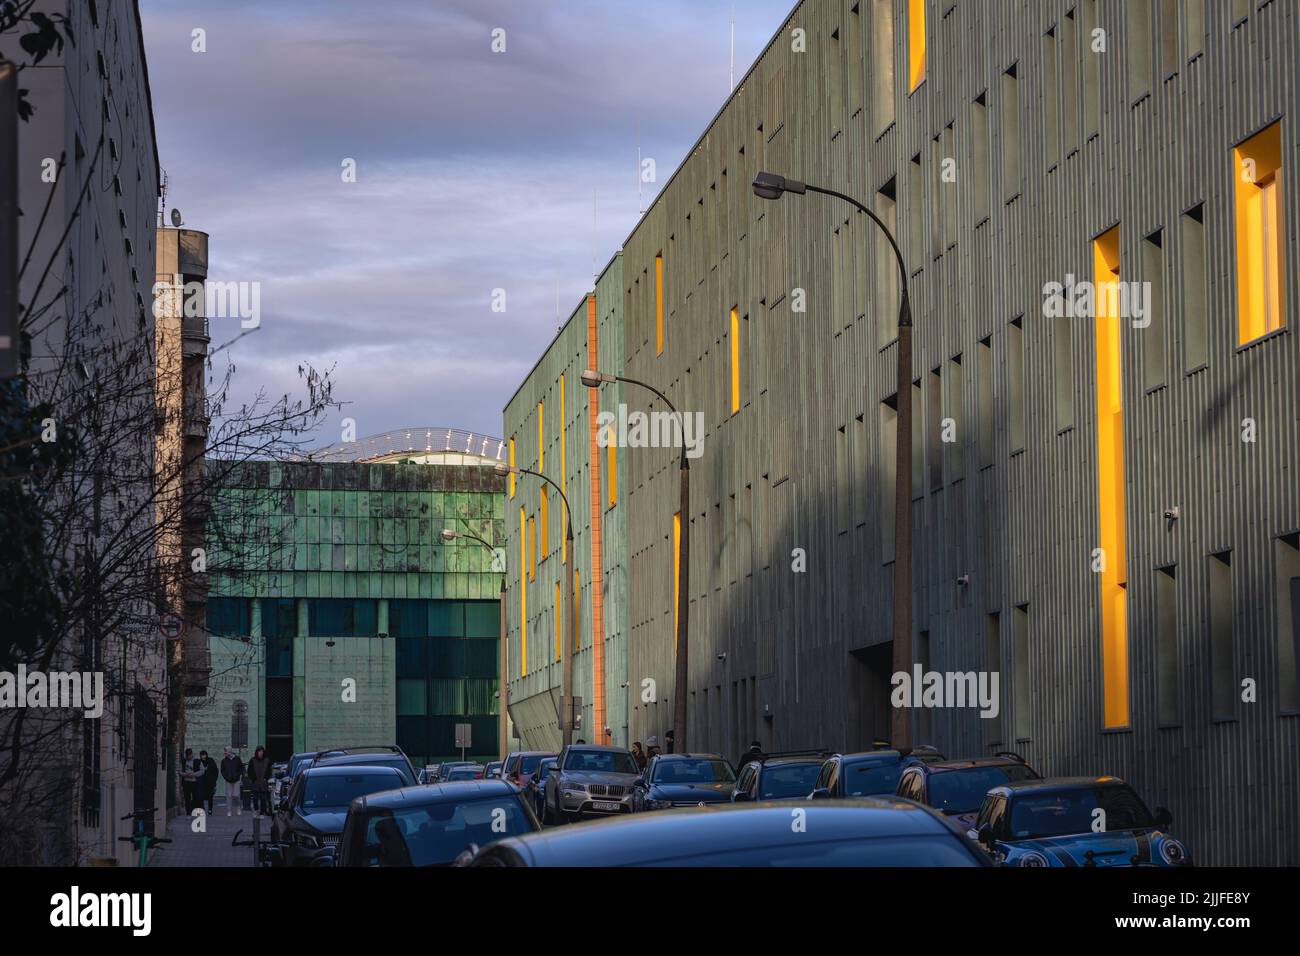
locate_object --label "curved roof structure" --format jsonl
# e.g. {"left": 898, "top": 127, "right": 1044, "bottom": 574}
{"left": 306, "top": 426, "right": 505, "bottom": 465}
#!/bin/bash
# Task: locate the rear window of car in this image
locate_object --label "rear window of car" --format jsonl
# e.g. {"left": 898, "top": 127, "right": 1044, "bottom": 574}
{"left": 759, "top": 762, "right": 822, "bottom": 799}
{"left": 641, "top": 835, "right": 981, "bottom": 867}
{"left": 363, "top": 796, "right": 535, "bottom": 866}
{"left": 519, "top": 754, "right": 548, "bottom": 775}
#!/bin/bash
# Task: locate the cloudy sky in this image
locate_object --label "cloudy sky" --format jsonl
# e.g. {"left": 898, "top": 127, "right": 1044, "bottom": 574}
{"left": 141, "top": 0, "right": 793, "bottom": 446}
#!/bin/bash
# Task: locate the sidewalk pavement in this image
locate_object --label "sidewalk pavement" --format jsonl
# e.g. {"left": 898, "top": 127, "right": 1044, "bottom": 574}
{"left": 148, "top": 796, "right": 270, "bottom": 867}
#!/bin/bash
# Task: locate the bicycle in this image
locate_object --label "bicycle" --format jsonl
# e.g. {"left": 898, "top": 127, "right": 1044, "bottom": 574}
{"left": 117, "top": 808, "right": 172, "bottom": 866}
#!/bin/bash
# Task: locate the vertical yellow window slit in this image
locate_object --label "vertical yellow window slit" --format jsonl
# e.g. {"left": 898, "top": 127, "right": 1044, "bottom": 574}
{"left": 527, "top": 515, "right": 536, "bottom": 582}
{"left": 1233, "top": 120, "right": 1284, "bottom": 344}
{"left": 908, "top": 0, "right": 926, "bottom": 91}
{"left": 729, "top": 306, "right": 740, "bottom": 414}
{"left": 519, "top": 506, "right": 527, "bottom": 673}
{"left": 673, "top": 510, "right": 682, "bottom": 652}
{"left": 655, "top": 253, "right": 665, "bottom": 355}
{"left": 540, "top": 487, "right": 549, "bottom": 558}
{"left": 537, "top": 401, "right": 544, "bottom": 471}
{"left": 1094, "top": 225, "right": 1128, "bottom": 729}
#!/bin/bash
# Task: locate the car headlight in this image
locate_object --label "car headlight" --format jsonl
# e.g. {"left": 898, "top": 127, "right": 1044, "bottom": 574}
{"left": 293, "top": 830, "right": 322, "bottom": 849}
{"left": 1158, "top": 838, "right": 1188, "bottom": 865}
{"left": 562, "top": 787, "right": 587, "bottom": 798}
{"left": 646, "top": 799, "right": 673, "bottom": 811}
{"left": 1017, "top": 850, "right": 1049, "bottom": 867}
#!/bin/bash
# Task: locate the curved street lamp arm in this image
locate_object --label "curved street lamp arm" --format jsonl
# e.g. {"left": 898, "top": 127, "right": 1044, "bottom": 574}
{"left": 611, "top": 374, "right": 689, "bottom": 469}
{"left": 804, "top": 183, "right": 912, "bottom": 327}
{"left": 516, "top": 466, "right": 575, "bottom": 540}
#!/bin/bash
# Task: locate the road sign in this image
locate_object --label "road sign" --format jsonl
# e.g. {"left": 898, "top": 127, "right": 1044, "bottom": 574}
{"left": 159, "top": 612, "right": 186, "bottom": 641}
{"left": 454, "top": 723, "right": 472, "bottom": 749}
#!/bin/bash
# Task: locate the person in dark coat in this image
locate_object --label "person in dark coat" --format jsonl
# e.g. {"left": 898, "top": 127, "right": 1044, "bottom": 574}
{"left": 664, "top": 730, "right": 676, "bottom": 754}
{"left": 631, "top": 741, "right": 647, "bottom": 771}
{"left": 220, "top": 747, "right": 244, "bottom": 817}
{"left": 181, "top": 748, "right": 198, "bottom": 813}
{"left": 198, "top": 750, "right": 219, "bottom": 813}
{"left": 247, "top": 746, "right": 273, "bottom": 817}
{"left": 736, "top": 740, "right": 765, "bottom": 773}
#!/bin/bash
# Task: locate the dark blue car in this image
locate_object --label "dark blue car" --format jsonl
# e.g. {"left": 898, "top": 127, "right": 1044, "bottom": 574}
{"left": 631, "top": 753, "right": 736, "bottom": 811}
{"left": 970, "top": 776, "right": 1191, "bottom": 867}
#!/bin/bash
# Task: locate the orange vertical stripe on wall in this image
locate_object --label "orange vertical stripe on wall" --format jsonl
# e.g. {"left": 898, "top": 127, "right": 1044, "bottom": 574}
{"left": 585, "top": 293, "right": 607, "bottom": 741}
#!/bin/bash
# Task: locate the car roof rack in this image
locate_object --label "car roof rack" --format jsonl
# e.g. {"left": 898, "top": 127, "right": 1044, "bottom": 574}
{"left": 757, "top": 749, "right": 832, "bottom": 762}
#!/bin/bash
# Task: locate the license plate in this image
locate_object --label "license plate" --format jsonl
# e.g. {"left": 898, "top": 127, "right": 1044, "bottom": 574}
{"left": 592, "top": 801, "right": 621, "bottom": 812}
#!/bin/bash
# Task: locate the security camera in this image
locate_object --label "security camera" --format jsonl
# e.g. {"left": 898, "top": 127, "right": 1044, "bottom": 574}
{"left": 956, "top": 573, "right": 970, "bottom": 586}
{"left": 1164, "top": 506, "right": 1180, "bottom": 521}
{"left": 716, "top": 652, "right": 727, "bottom": 662}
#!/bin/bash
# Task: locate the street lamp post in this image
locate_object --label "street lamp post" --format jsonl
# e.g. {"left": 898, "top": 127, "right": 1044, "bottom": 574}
{"left": 752, "top": 171, "right": 915, "bottom": 752}
{"left": 494, "top": 462, "right": 577, "bottom": 748}
{"left": 581, "top": 369, "right": 690, "bottom": 753}
{"left": 441, "top": 526, "right": 507, "bottom": 757}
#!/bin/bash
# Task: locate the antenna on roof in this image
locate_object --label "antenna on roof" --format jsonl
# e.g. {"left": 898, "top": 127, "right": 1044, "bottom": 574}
{"left": 637, "top": 119, "right": 645, "bottom": 216}
{"left": 555, "top": 278, "right": 561, "bottom": 332}
{"left": 158, "top": 168, "right": 168, "bottom": 226}
{"left": 729, "top": 2, "right": 736, "bottom": 92}
{"left": 592, "top": 188, "right": 598, "bottom": 285}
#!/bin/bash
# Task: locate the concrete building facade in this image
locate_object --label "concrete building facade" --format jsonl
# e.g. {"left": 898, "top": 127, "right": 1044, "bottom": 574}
{"left": 188, "top": 434, "right": 507, "bottom": 770}
{"left": 3, "top": 0, "right": 164, "bottom": 865}
{"left": 503, "top": 0, "right": 1299, "bottom": 865}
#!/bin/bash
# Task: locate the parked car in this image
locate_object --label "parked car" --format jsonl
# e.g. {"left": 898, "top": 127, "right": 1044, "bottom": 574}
{"left": 896, "top": 752, "right": 1040, "bottom": 831}
{"left": 502, "top": 751, "right": 555, "bottom": 790}
{"left": 334, "top": 780, "right": 540, "bottom": 867}
{"left": 732, "top": 752, "right": 830, "bottom": 802}
{"left": 632, "top": 753, "right": 736, "bottom": 811}
{"left": 309, "top": 746, "right": 419, "bottom": 788}
{"left": 810, "top": 747, "right": 945, "bottom": 800}
{"left": 542, "top": 744, "right": 640, "bottom": 824}
{"left": 269, "top": 765, "right": 407, "bottom": 867}
{"left": 484, "top": 761, "right": 504, "bottom": 779}
{"left": 469, "top": 798, "right": 993, "bottom": 866}
{"left": 970, "top": 776, "right": 1190, "bottom": 867}
{"left": 444, "top": 764, "right": 485, "bottom": 781}
{"left": 436, "top": 761, "right": 478, "bottom": 782}
{"left": 525, "top": 757, "right": 558, "bottom": 819}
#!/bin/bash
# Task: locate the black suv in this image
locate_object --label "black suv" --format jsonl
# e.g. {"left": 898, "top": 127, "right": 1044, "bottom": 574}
{"left": 896, "top": 752, "right": 1040, "bottom": 830}
{"left": 810, "top": 746, "right": 945, "bottom": 799}
{"left": 270, "top": 764, "right": 407, "bottom": 866}
{"left": 732, "top": 751, "right": 830, "bottom": 802}
{"left": 308, "top": 746, "right": 418, "bottom": 788}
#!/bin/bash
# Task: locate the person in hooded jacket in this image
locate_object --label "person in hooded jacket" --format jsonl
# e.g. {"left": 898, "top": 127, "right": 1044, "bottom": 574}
{"left": 247, "top": 746, "right": 273, "bottom": 817}
{"left": 198, "top": 750, "right": 219, "bottom": 813}
{"left": 220, "top": 747, "right": 244, "bottom": 816}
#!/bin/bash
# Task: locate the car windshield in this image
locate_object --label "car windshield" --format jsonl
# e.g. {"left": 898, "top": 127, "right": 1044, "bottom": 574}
{"left": 843, "top": 762, "right": 905, "bottom": 796}
{"left": 644, "top": 835, "right": 981, "bottom": 867}
{"left": 301, "top": 772, "right": 400, "bottom": 809}
{"left": 760, "top": 762, "right": 822, "bottom": 799}
{"left": 564, "top": 750, "right": 638, "bottom": 774}
{"left": 653, "top": 759, "right": 736, "bottom": 785}
{"left": 519, "top": 754, "right": 549, "bottom": 775}
{"left": 1007, "top": 786, "right": 1155, "bottom": 839}
{"left": 534, "top": 760, "right": 556, "bottom": 780}
{"left": 446, "top": 767, "right": 479, "bottom": 780}
{"left": 363, "top": 797, "right": 534, "bottom": 866}
{"left": 928, "top": 764, "right": 1037, "bottom": 814}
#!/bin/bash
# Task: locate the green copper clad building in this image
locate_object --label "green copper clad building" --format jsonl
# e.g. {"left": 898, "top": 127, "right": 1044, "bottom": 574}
{"left": 185, "top": 428, "right": 508, "bottom": 767}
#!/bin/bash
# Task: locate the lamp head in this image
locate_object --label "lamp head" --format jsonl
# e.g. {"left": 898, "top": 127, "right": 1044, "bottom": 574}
{"left": 493, "top": 462, "right": 512, "bottom": 478}
{"left": 580, "top": 369, "right": 609, "bottom": 388}
{"left": 440, "top": 529, "right": 459, "bottom": 541}
{"left": 752, "top": 171, "right": 806, "bottom": 200}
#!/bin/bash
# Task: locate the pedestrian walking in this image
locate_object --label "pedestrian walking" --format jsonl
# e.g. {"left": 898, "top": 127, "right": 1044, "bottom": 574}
{"left": 646, "top": 736, "right": 661, "bottom": 759}
{"left": 631, "top": 741, "right": 647, "bottom": 771}
{"left": 664, "top": 729, "right": 676, "bottom": 754}
{"left": 248, "top": 745, "right": 273, "bottom": 817}
{"left": 181, "top": 748, "right": 198, "bottom": 813}
{"left": 198, "top": 750, "right": 219, "bottom": 813}
{"left": 736, "top": 740, "right": 765, "bottom": 772}
{"left": 220, "top": 747, "right": 244, "bottom": 816}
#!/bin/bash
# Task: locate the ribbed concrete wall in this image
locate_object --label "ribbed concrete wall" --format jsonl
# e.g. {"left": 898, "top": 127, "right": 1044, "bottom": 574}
{"left": 609, "top": 0, "right": 1298, "bottom": 866}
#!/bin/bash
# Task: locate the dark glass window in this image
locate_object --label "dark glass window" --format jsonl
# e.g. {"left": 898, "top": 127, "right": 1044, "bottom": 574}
{"left": 465, "top": 601, "right": 498, "bottom": 638}
{"left": 261, "top": 599, "right": 295, "bottom": 676}
{"left": 308, "top": 599, "right": 377, "bottom": 637}
{"left": 207, "top": 598, "right": 250, "bottom": 637}
{"left": 389, "top": 599, "right": 429, "bottom": 638}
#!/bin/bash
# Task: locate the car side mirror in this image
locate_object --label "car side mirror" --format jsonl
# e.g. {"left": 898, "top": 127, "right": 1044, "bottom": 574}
{"left": 976, "top": 823, "right": 995, "bottom": 848}
{"left": 311, "top": 848, "right": 336, "bottom": 868}
{"left": 1154, "top": 806, "right": 1173, "bottom": 827}
{"left": 810, "top": 787, "right": 831, "bottom": 800}
{"left": 733, "top": 791, "right": 750, "bottom": 802}
{"left": 452, "top": 843, "right": 480, "bottom": 867}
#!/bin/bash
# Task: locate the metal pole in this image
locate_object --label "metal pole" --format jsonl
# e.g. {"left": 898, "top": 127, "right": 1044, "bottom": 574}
{"left": 675, "top": 457, "right": 690, "bottom": 753}
{"left": 891, "top": 296, "right": 914, "bottom": 752}
{"left": 0, "top": 59, "right": 17, "bottom": 379}
{"left": 498, "top": 576, "right": 508, "bottom": 758}
{"left": 563, "top": 523, "right": 576, "bottom": 748}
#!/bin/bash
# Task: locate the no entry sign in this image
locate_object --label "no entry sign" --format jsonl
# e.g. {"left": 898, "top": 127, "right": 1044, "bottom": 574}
{"left": 159, "top": 612, "right": 186, "bottom": 641}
